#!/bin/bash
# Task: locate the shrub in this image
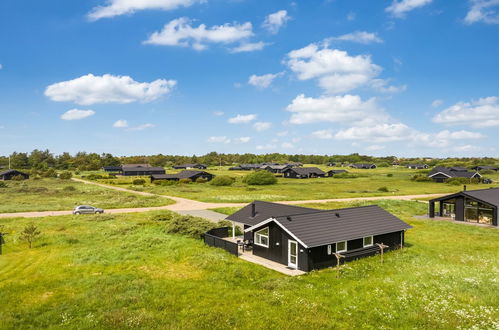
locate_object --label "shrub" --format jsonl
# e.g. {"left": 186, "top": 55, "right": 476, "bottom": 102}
{"left": 210, "top": 175, "right": 235, "bottom": 186}
{"left": 242, "top": 170, "right": 277, "bottom": 185}
{"left": 19, "top": 224, "right": 41, "bottom": 249}
{"left": 164, "top": 215, "right": 217, "bottom": 238}
{"left": 0, "top": 182, "right": 7, "bottom": 188}
{"left": 86, "top": 174, "right": 104, "bottom": 180}
{"left": 333, "top": 172, "right": 360, "bottom": 179}
{"left": 195, "top": 177, "right": 208, "bottom": 183}
{"left": 11, "top": 175, "right": 25, "bottom": 181}
{"left": 132, "top": 178, "right": 146, "bottom": 185}
{"left": 377, "top": 162, "right": 390, "bottom": 168}
{"left": 74, "top": 170, "right": 80, "bottom": 175}
{"left": 411, "top": 174, "right": 432, "bottom": 182}
{"left": 179, "top": 178, "right": 192, "bottom": 184}
{"left": 59, "top": 171, "right": 73, "bottom": 180}
{"left": 41, "top": 168, "right": 58, "bottom": 178}
{"left": 386, "top": 173, "right": 393, "bottom": 177}
{"left": 378, "top": 186, "right": 389, "bottom": 192}
{"left": 63, "top": 186, "right": 76, "bottom": 192}
{"left": 480, "top": 169, "right": 495, "bottom": 175}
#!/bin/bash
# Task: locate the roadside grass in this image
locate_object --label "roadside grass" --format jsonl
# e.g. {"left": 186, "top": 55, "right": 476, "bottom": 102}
{"left": 91, "top": 166, "right": 499, "bottom": 203}
{"left": 0, "top": 202, "right": 497, "bottom": 329}
{"left": 0, "top": 178, "right": 172, "bottom": 213}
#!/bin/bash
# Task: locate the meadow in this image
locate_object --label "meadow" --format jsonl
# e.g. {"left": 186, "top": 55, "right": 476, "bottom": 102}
{"left": 0, "top": 178, "right": 172, "bottom": 213}
{"left": 1, "top": 201, "right": 497, "bottom": 329}
{"left": 91, "top": 166, "right": 499, "bottom": 203}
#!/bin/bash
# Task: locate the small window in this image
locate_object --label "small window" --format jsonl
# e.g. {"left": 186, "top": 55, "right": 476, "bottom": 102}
{"left": 254, "top": 227, "right": 269, "bottom": 248}
{"left": 363, "top": 236, "right": 373, "bottom": 247}
{"left": 336, "top": 241, "right": 347, "bottom": 253}
{"left": 327, "top": 244, "right": 332, "bottom": 255}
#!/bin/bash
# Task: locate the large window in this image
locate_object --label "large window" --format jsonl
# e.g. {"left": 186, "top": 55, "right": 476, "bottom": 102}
{"left": 465, "top": 199, "right": 493, "bottom": 225}
{"left": 363, "top": 236, "right": 373, "bottom": 247}
{"left": 442, "top": 199, "right": 456, "bottom": 218}
{"left": 254, "top": 227, "right": 269, "bottom": 247}
{"left": 336, "top": 241, "right": 347, "bottom": 253}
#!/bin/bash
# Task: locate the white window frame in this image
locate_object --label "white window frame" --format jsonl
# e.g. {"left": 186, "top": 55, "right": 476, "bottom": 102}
{"left": 254, "top": 227, "right": 269, "bottom": 248}
{"left": 327, "top": 244, "right": 332, "bottom": 255}
{"left": 336, "top": 241, "right": 347, "bottom": 253}
{"left": 363, "top": 236, "right": 373, "bottom": 248}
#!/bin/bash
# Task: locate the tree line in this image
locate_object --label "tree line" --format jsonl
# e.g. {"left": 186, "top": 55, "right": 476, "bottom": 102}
{"left": 0, "top": 149, "right": 497, "bottom": 171}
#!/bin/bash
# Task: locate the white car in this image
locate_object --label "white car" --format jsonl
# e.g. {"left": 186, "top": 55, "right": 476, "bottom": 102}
{"left": 73, "top": 205, "right": 104, "bottom": 215}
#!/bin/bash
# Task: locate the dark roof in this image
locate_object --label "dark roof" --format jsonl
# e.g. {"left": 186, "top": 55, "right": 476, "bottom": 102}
{"left": 351, "top": 163, "right": 376, "bottom": 169}
{"left": 0, "top": 169, "right": 28, "bottom": 176}
{"left": 284, "top": 167, "right": 326, "bottom": 175}
{"left": 431, "top": 187, "right": 499, "bottom": 208}
{"left": 152, "top": 170, "right": 212, "bottom": 180}
{"left": 242, "top": 203, "right": 411, "bottom": 248}
{"left": 472, "top": 165, "right": 499, "bottom": 171}
{"left": 174, "top": 164, "right": 207, "bottom": 168}
{"left": 407, "top": 164, "right": 428, "bottom": 167}
{"left": 262, "top": 164, "right": 292, "bottom": 170}
{"left": 449, "top": 166, "right": 468, "bottom": 172}
{"left": 122, "top": 164, "right": 150, "bottom": 168}
{"left": 226, "top": 201, "right": 318, "bottom": 226}
{"left": 428, "top": 167, "right": 481, "bottom": 179}
{"left": 328, "top": 169, "right": 347, "bottom": 174}
{"left": 122, "top": 166, "right": 165, "bottom": 172}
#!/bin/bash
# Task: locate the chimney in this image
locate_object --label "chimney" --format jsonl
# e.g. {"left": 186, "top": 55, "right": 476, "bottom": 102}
{"left": 251, "top": 203, "right": 256, "bottom": 217}
{"left": 463, "top": 185, "right": 467, "bottom": 192}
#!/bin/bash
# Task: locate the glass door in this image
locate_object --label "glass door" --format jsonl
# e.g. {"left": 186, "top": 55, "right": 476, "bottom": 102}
{"left": 288, "top": 240, "right": 298, "bottom": 268}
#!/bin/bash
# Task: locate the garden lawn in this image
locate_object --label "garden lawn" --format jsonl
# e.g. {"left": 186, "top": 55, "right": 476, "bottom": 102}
{"left": 0, "top": 178, "right": 172, "bottom": 213}
{"left": 0, "top": 201, "right": 497, "bottom": 329}
{"left": 94, "top": 166, "right": 499, "bottom": 203}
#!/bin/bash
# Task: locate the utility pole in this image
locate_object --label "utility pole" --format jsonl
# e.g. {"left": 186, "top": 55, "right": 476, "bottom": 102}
{"left": 8, "top": 156, "right": 11, "bottom": 169}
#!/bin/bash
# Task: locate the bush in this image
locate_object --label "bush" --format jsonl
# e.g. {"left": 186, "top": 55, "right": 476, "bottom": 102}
{"left": 242, "top": 171, "right": 277, "bottom": 185}
{"left": 63, "top": 186, "right": 76, "bottom": 192}
{"left": 11, "top": 175, "right": 26, "bottom": 181}
{"left": 386, "top": 173, "right": 393, "bottom": 177}
{"left": 0, "top": 182, "right": 7, "bottom": 188}
{"left": 179, "top": 178, "right": 192, "bottom": 184}
{"left": 411, "top": 174, "right": 432, "bottom": 182}
{"left": 74, "top": 170, "right": 80, "bottom": 175}
{"left": 333, "top": 172, "right": 360, "bottom": 179}
{"left": 210, "top": 175, "right": 235, "bottom": 186}
{"left": 164, "top": 215, "right": 216, "bottom": 238}
{"left": 41, "top": 168, "right": 57, "bottom": 178}
{"left": 480, "top": 170, "right": 495, "bottom": 175}
{"left": 132, "top": 178, "right": 146, "bottom": 185}
{"left": 86, "top": 174, "right": 104, "bottom": 180}
{"left": 378, "top": 186, "right": 389, "bottom": 192}
{"left": 59, "top": 171, "right": 73, "bottom": 180}
{"left": 154, "top": 180, "right": 177, "bottom": 186}
{"left": 377, "top": 162, "right": 390, "bottom": 168}
{"left": 195, "top": 177, "right": 208, "bottom": 183}
{"left": 446, "top": 177, "right": 480, "bottom": 185}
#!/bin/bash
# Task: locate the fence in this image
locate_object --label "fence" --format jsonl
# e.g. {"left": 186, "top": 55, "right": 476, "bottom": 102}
{"left": 203, "top": 227, "right": 239, "bottom": 256}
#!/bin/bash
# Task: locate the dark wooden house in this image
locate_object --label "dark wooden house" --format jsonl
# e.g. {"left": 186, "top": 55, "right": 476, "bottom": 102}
{"left": 261, "top": 164, "right": 293, "bottom": 174}
{"left": 121, "top": 165, "right": 165, "bottom": 176}
{"left": 151, "top": 170, "right": 214, "bottom": 182}
{"left": 427, "top": 167, "right": 481, "bottom": 183}
{"left": 471, "top": 165, "right": 499, "bottom": 171}
{"left": 429, "top": 186, "right": 499, "bottom": 226}
{"left": 350, "top": 163, "right": 377, "bottom": 169}
{"left": 0, "top": 169, "right": 29, "bottom": 180}
{"left": 283, "top": 167, "right": 326, "bottom": 179}
{"left": 225, "top": 201, "right": 411, "bottom": 271}
{"left": 103, "top": 166, "right": 123, "bottom": 173}
{"left": 173, "top": 164, "right": 208, "bottom": 170}
{"left": 327, "top": 169, "right": 347, "bottom": 177}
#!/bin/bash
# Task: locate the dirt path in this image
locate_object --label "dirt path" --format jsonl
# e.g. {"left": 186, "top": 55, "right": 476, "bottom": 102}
{"left": 0, "top": 178, "right": 446, "bottom": 219}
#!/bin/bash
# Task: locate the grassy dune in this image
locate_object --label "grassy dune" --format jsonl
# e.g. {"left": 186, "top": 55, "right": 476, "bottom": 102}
{"left": 0, "top": 179, "right": 172, "bottom": 213}
{"left": 0, "top": 202, "right": 497, "bottom": 329}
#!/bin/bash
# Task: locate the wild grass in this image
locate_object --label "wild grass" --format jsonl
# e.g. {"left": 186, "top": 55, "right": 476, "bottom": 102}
{"left": 0, "top": 202, "right": 497, "bottom": 329}
{"left": 0, "top": 178, "right": 172, "bottom": 213}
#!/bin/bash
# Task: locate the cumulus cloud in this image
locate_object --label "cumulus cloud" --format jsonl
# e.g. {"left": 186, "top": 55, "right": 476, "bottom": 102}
{"left": 286, "top": 43, "right": 382, "bottom": 94}
{"left": 464, "top": 0, "right": 499, "bottom": 24}
{"left": 253, "top": 122, "right": 272, "bottom": 131}
{"left": 256, "top": 144, "right": 276, "bottom": 150}
{"left": 60, "top": 109, "right": 96, "bottom": 121}
{"left": 248, "top": 72, "right": 282, "bottom": 88}
{"left": 386, "top": 0, "right": 433, "bottom": 18}
{"left": 144, "top": 17, "right": 253, "bottom": 50}
{"left": 328, "top": 31, "right": 383, "bottom": 44}
{"left": 432, "top": 99, "right": 444, "bottom": 107}
{"left": 113, "top": 119, "right": 128, "bottom": 128}
{"left": 369, "top": 79, "right": 407, "bottom": 93}
{"left": 432, "top": 96, "right": 499, "bottom": 127}
{"left": 208, "top": 136, "right": 251, "bottom": 144}
{"left": 286, "top": 94, "right": 389, "bottom": 126}
{"left": 212, "top": 111, "right": 224, "bottom": 116}
{"left": 366, "top": 145, "right": 385, "bottom": 151}
{"left": 88, "top": 0, "right": 204, "bottom": 21}
{"left": 128, "top": 123, "right": 155, "bottom": 131}
{"left": 228, "top": 114, "right": 257, "bottom": 124}
{"left": 45, "top": 74, "right": 176, "bottom": 105}
{"left": 230, "top": 41, "right": 269, "bottom": 53}
{"left": 281, "top": 142, "right": 294, "bottom": 149}
{"left": 311, "top": 129, "right": 334, "bottom": 139}
{"left": 233, "top": 136, "right": 251, "bottom": 143}
{"left": 262, "top": 10, "right": 291, "bottom": 34}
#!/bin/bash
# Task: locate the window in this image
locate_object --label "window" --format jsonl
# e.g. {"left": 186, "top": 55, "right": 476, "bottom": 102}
{"left": 254, "top": 227, "right": 269, "bottom": 248}
{"left": 327, "top": 245, "right": 332, "bottom": 255}
{"left": 336, "top": 241, "right": 347, "bottom": 253}
{"left": 363, "top": 236, "right": 373, "bottom": 247}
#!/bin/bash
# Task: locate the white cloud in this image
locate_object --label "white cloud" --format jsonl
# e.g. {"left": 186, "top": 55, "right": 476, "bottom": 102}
{"left": 464, "top": 0, "right": 499, "bottom": 24}
{"left": 311, "top": 129, "right": 334, "bottom": 139}
{"left": 286, "top": 94, "right": 389, "bottom": 126}
{"left": 253, "top": 122, "right": 272, "bottom": 131}
{"left": 334, "top": 123, "right": 412, "bottom": 142}
{"left": 262, "top": 10, "right": 291, "bottom": 34}
{"left": 113, "top": 119, "right": 128, "bottom": 128}
{"left": 453, "top": 144, "right": 481, "bottom": 152}
{"left": 431, "top": 99, "right": 444, "bottom": 107}
{"left": 233, "top": 136, "right": 251, "bottom": 143}
{"left": 128, "top": 123, "right": 155, "bottom": 131}
{"left": 248, "top": 72, "right": 282, "bottom": 88}
{"left": 432, "top": 96, "right": 499, "bottom": 127}
{"left": 281, "top": 142, "right": 294, "bottom": 149}
{"left": 286, "top": 43, "right": 382, "bottom": 94}
{"left": 328, "top": 31, "right": 383, "bottom": 44}
{"left": 369, "top": 79, "right": 407, "bottom": 93}
{"left": 230, "top": 41, "right": 269, "bottom": 53}
{"left": 45, "top": 74, "right": 176, "bottom": 105}
{"left": 213, "top": 111, "right": 224, "bottom": 116}
{"left": 60, "top": 109, "right": 96, "bottom": 121}
{"left": 228, "top": 114, "right": 257, "bottom": 124}
{"left": 366, "top": 145, "right": 385, "bottom": 151}
{"left": 256, "top": 144, "right": 276, "bottom": 150}
{"left": 386, "top": 0, "right": 433, "bottom": 18}
{"left": 88, "top": 0, "right": 204, "bottom": 21}
{"left": 276, "top": 131, "right": 288, "bottom": 137}
{"left": 208, "top": 136, "right": 231, "bottom": 144}
{"left": 144, "top": 17, "right": 253, "bottom": 50}
{"left": 434, "top": 130, "right": 484, "bottom": 140}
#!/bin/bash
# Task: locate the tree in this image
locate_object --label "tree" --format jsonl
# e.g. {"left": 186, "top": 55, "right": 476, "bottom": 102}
{"left": 20, "top": 224, "right": 41, "bottom": 249}
{"left": 242, "top": 170, "right": 278, "bottom": 185}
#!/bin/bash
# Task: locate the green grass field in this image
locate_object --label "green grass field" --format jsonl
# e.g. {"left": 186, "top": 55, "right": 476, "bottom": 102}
{"left": 92, "top": 166, "right": 499, "bottom": 203}
{"left": 1, "top": 201, "right": 497, "bottom": 329}
{"left": 0, "top": 178, "right": 172, "bottom": 213}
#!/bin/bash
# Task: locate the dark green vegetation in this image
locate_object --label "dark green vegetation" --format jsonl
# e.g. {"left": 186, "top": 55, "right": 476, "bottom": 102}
{"left": 0, "top": 201, "right": 497, "bottom": 329}
{"left": 0, "top": 179, "right": 172, "bottom": 213}
{"left": 242, "top": 170, "right": 278, "bottom": 185}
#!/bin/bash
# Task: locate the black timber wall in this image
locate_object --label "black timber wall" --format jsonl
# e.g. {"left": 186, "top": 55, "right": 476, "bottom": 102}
{"left": 203, "top": 227, "right": 239, "bottom": 256}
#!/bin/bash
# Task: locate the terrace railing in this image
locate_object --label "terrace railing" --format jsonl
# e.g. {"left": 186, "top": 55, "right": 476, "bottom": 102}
{"left": 203, "top": 227, "right": 239, "bottom": 256}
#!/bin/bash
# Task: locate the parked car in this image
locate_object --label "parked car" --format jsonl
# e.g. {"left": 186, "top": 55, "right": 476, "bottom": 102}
{"left": 73, "top": 205, "right": 104, "bottom": 215}
{"left": 483, "top": 178, "right": 493, "bottom": 184}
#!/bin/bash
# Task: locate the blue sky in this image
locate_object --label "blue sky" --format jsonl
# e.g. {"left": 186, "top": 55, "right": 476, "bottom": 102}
{"left": 1, "top": 0, "right": 499, "bottom": 157}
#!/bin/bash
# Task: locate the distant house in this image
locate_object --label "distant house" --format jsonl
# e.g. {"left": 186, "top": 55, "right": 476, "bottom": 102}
{"left": 231, "top": 164, "right": 263, "bottom": 171}
{"left": 327, "top": 162, "right": 336, "bottom": 167}
{"left": 219, "top": 201, "right": 411, "bottom": 272}
{"left": 261, "top": 164, "right": 293, "bottom": 174}
{"left": 103, "top": 166, "right": 123, "bottom": 173}
{"left": 122, "top": 164, "right": 165, "bottom": 176}
{"left": 327, "top": 169, "right": 347, "bottom": 177}
{"left": 0, "top": 169, "right": 29, "bottom": 180}
{"left": 151, "top": 170, "right": 214, "bottom": 182}
{"left": 173, "top": 164, "right": 207, "bottom": 170}
{"left": 283, "top": 167, "right": 326, "bottom": 179}
{"left": 427, "top": 167, "right": 481, "bottom": 183}
{"left": 350, "top": 164, "right": 377, "bottom": 169}
{"left": 429, "top": 186, "right": 499, "bottom": 226}
{"left": 471, "top": 165, "right": 499, "bottom": 171}
{"left": 286, "top": 162, "right": 303, "bottom": 167}
{"left": 407, "top": 164, "right": 429, "bottom": 169}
